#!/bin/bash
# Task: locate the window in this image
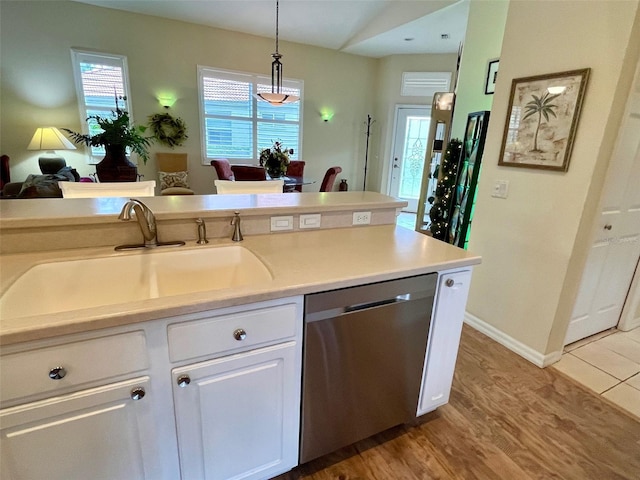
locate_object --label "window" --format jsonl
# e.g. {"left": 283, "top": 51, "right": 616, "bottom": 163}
{"left": 198, "top": 66, "right": 303, "bottom": 164}
{"left": 71, "top": 50, "right": 133, "bottom": 163}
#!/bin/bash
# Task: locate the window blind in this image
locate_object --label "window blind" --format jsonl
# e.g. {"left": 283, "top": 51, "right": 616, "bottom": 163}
{"left": 198, "top": 66, "right": 303, "bottom": 163}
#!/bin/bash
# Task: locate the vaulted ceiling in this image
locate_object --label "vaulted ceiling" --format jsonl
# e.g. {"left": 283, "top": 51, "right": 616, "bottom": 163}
{"left": 74, "top": 0, "right": 470, "bottom": 57}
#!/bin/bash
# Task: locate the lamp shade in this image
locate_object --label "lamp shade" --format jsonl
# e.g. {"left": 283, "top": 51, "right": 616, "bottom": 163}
{"left": 27, "top": 127, "right": 76, "bottom": 151}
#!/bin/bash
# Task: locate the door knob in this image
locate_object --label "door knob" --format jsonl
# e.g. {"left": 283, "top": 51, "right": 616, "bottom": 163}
{"left": 445, "top": 278, "right": 455, "bottom": 287}
{"left": 177, "top": 375, "right": 191, "bottom": 388}
{"left": 48, "top": 367, "right": 67, "bottom": 380}
{"left": 233, "top": 328, "right": 247, "bottom": 341}
{"left": 130, "top": 387, "right": 145, "bottom": 400}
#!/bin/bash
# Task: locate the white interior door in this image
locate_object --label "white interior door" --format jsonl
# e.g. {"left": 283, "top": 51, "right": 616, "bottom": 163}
{"left": 565, "top": 60, "right": 640, "bottom": 345}
{"left": 389, "top": 107, "right": 431, "bottom": 212}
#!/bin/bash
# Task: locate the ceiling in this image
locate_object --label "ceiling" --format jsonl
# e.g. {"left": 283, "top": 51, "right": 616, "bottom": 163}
{"left": 73, "top": 0, "right": 470, "bottom": 58}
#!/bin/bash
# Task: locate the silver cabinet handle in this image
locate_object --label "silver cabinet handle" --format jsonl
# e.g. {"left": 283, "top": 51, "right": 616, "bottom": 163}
{"left": 445, "top": 278, "right": 455, "bottom": 287}
{"left": 604, "top": 224, "right": 612, "bottom": 230}
{"left": 130, "top": 387, "right": 145, "bottom": 400}
{"left": 233, "top": 328, "right": 247, "bottom": 341}
{"left": 49, "top": 367, "right": 67, "bottom": 380}
{"left": 177, "top": 375, "right": 191, "bottom": 388}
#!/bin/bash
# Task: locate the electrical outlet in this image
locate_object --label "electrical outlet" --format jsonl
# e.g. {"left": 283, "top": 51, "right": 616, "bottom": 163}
{"left": 300, "top": 214, "right": 321, "bottom": 229}
{"left": 353, "top": 211, "right": 371, "bottom": 225}
{"left": 270, "top": 216, "right": 294, "bottom": 231}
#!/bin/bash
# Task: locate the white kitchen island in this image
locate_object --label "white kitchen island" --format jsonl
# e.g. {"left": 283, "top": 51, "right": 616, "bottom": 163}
{"left": 0, "top": 192, "right": 480, "bottom": 480}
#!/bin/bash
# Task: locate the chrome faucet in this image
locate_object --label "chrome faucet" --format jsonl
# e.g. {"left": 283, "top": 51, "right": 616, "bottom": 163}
{"left": 115, "top": 199, "right": 185, "bottom": 251}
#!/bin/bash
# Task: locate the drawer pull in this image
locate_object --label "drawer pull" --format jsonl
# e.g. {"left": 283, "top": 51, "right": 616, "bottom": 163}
{"left": 177, "top": 375, "right": 191, "bottom": 388}
{"left": 48, "top": 367, "right": 67, "bottom": 380}
{"left": 233, "top": 328, "right": 247, "bottom": 341}
{"left": 445, "top": 278, "right": 455, "bottom": 288}
{"left": 130, "top": 387, "right": 145, "bottom": 401}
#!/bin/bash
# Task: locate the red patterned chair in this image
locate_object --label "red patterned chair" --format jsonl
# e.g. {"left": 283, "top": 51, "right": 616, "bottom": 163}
{"left": 319, "top": 166, "right": 342, "bottom": 192}
{"left": 231, "top": 165, "right": 267, "bottom": 181}
{"left": 211, "top": 159, "right": 235, "bottom": 181}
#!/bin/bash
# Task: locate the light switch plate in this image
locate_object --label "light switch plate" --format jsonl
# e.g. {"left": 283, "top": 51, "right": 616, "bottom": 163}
{"left": 300, "top": 214, "right": 321, "bottom": 229}
{"left": 492, "top": 180, "right": 509, "bottom": 199}
{"left": 270, "top": 216, "right": 294, "bottom": 231}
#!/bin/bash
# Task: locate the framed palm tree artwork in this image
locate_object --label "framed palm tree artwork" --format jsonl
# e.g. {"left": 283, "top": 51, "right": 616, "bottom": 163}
{"left": 498, "top": 68, "right": 590, "bottom": 171}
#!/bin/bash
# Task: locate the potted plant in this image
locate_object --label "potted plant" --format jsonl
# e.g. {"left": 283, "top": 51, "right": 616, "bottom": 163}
{"left": 259, "top": 140, "right": 293, "bottom": 178}
{"left": 63, "top": 96, "right": 153, "bottom": 182}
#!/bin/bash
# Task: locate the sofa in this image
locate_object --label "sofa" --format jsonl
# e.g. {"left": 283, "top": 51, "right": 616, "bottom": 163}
{"left": 1, "top": 157, "right": 84, "bottom": 198}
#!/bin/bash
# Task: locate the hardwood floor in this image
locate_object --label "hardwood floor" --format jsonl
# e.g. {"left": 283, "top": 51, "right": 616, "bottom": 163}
{"left": 276, "top": 325, "right": 640, "bottom": 480}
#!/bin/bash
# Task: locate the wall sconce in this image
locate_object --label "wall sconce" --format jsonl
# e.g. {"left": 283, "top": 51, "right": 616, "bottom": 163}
{"left": 157, "top": 95, "right": 176, "bottom": 109}
{"left": 321, "top": 111, "right": 334, "bottom": 122}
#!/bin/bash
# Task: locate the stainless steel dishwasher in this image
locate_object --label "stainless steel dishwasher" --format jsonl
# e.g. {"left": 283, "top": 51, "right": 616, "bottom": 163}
{"left": 300, "top": 273, "right": 437, "bottom": 463}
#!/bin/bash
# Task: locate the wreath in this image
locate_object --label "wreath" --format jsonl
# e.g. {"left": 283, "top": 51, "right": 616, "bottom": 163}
{"left": 148, "top": 113, "right": 188, "bottom": 148}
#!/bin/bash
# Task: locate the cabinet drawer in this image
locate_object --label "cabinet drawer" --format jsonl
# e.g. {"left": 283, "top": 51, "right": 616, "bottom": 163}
{"left": 168, "top": 302, "right": 298, "bottom": 363}
{"left": 1, "top": 331, "right": 148, "bottom": 404}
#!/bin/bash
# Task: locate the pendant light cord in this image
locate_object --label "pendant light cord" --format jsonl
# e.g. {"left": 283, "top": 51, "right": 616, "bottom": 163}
{"left": 275, "top": 0, "right": 279, "bottom": 54}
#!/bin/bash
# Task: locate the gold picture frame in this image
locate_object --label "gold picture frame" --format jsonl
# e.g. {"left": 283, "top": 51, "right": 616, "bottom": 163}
{"left": 498, "top": 68, "right": 590, "bottom": 172}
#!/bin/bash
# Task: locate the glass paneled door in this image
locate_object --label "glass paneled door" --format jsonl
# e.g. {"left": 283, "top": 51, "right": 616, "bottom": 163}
{"left": 389, "top": 107, "right": 431, "bottom": 212}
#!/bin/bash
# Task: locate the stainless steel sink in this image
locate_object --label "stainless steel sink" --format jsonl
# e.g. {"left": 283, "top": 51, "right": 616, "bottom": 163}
{"left": 0, "top": 246, "right": 272, "bottom": 319}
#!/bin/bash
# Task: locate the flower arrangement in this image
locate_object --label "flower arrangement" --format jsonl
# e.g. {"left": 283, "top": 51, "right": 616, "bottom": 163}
{"left": 259, "top": 140, "right": 293, "bottom": 178}
{"left": 63, "top": 95, "right": 153, "bottom": 164}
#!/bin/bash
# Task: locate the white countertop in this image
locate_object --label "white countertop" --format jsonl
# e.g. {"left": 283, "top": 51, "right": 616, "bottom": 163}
{"left": 0, "top": 225, "right": 480, "bottom": 346}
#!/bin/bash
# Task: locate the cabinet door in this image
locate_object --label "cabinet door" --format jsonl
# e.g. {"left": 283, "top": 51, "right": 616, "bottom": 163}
{"left": 418, "top": 269, "right": 472, "bottom": 415}
{"left": 172, "top": 342, "right": 300, "bottom": 480}
{"left": 0, "top": 377, "right": 162, "bottom": 480}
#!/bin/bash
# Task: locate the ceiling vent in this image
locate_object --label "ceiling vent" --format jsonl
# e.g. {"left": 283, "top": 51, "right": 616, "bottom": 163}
{"left": 401, "top": 72, "right": 452, "bottom": 97}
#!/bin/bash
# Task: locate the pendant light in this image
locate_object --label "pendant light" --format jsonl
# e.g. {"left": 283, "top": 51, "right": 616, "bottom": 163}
{"left": 255, "top": 0, "right": 299, "bottom": 106}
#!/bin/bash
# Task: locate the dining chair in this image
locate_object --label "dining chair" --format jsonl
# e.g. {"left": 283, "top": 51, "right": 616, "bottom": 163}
{"left": 211, "top": 159, "right": 235, "bottom": 181}
{"left": 60, "top": 180, "right": 156, "bottom": 198}
{"left": 156, "top": 153, "right": 194, "bottom": 195}
{"left": 215, "top": 179, "right": 284, "bottom": 194}
{"left": 285, "top": 160, "right": 305, "bottom": 192}
{"left": 231, "top": 165, "right": 267, "bottom": 181}
{"left": 319, "top": 166, "right": 342, "bottom": 192}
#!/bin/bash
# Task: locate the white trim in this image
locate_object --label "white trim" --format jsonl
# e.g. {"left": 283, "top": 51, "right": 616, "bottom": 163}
{"left": 618, "top": 258, "right": 640, "bottom": 331}
{"left": 70, "top": 49, "right": 132, "bottom": 165}
{"left": 385, "top": 104, "right": 432, "bottom": 197}
{"left": 463, "top": 312, "right": 563, "bottom": 368}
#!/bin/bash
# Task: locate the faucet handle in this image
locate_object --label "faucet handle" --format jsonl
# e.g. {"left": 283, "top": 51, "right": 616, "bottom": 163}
{"left": 196, "top": 218, "right": 209, "bottom": 245}
{"left": 231, "top": 211, "right": 243, "bottom": 242}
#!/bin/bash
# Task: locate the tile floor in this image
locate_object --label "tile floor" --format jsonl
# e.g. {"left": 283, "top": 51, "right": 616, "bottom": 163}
{"left": 553, "top": 328, "right": 640, "bottom": 419}
{"left": 394, "top": 210, "right": 640, "bottom": 419}
{"left": 396, "top": 211, "right": 417, "bottom": 230}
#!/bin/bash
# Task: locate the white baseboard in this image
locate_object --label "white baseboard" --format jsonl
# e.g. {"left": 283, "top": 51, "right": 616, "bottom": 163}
{"left": 463, "top": 312, "right": 563, "bottom": 368}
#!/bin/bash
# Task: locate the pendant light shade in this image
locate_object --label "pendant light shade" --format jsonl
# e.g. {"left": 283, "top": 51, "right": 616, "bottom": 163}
{"left": 255, "top": 0, "right": 299, "bottom": 106}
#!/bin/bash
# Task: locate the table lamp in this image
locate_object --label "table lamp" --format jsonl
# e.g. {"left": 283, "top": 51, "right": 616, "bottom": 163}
{"left": 27, "top": 127, "right": 77, "bottom": 173}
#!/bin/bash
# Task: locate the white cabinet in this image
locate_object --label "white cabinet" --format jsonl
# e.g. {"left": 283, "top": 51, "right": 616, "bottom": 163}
{"left": 169, "top": 298, "right": 303, "bottom": 480}
{"left": 172, "top": 343, "right": 300, "bottom": 480}
{"left": 1, "top": 377, "right": 163, "bottom": 480}
{"left": 418, "top": 269, "right": 472, "bottom": 415}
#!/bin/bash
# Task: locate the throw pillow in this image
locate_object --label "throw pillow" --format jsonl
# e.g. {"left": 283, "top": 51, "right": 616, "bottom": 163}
{"left": 159, "top": 171, "right": 189, "bottom": 190}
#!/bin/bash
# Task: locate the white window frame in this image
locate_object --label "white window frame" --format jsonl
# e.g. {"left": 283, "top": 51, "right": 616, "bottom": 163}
{"left": 70, "top": 49, "right": 133, "bottom": 164}
{"left": 197, "top": 65, "right": 303, "bottom": 165}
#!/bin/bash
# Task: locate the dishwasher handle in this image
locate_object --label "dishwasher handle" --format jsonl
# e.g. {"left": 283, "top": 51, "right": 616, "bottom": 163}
{"left": 306, "top": 292, "right": 428, "bottom": 323}
{"left": 344, "top": 294, "right": 409, "bottom": 313}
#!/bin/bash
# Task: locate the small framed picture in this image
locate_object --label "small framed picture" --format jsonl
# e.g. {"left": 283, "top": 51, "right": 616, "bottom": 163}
{"left": 485, "top": 59, "right": 499, "bottom": 94}
{"left": 498, "top": 68, "right": 590, "bottom": 172}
